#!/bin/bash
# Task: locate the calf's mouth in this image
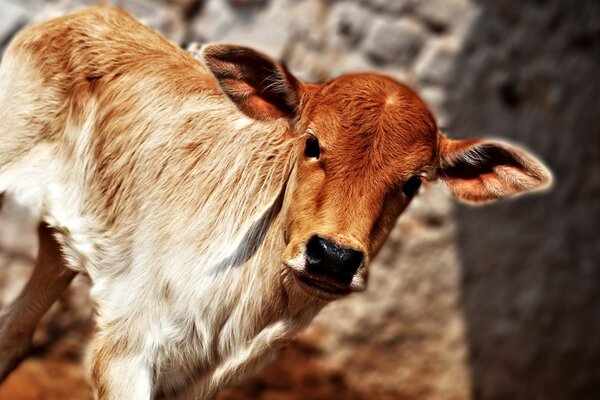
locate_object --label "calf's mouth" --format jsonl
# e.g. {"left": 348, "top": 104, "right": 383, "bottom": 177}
{"left": 292, "top": 269, "right": 354, "bottom": 300}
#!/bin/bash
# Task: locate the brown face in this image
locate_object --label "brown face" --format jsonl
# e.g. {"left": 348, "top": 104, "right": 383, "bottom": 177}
{"left": 201, "top": 44, "right": 552, "bottom": 302}
{"left": 282, "top": 74, "right": 438, "bottom": 300}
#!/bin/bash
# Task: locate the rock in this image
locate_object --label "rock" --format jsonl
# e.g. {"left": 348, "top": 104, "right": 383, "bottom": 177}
{"left": 415, "top": 37, "right": 458, "bottom": 86}
{"left": 362, "top": 17, "right": 427, "bottom": 66}
{"left": 360, "top": 0, "right": 412, "bottom": 15}
{"left": 413, "top": 0, "right": 473, "bottom": 34}
{"left": 227, "top": 0, "right": 268, "bottom": 8}
{"left": 190, "top": 0, "right": 296, "bottom": 58}
{"left": 117, "top": 0, "right": 187, "bottom": 43}
{"left": 328, "top": 1, "right": 371, "bottom": 48}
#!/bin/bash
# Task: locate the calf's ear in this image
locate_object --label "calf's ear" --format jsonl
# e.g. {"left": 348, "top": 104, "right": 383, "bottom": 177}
{"left": 437, "top": 134, "right": 552, "bottom": 203}
{"left": 200, "top": 44, "right": 301, "bottom": 121}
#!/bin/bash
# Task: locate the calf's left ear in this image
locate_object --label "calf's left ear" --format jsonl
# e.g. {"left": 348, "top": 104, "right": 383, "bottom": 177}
{"left": 200, "top": 44, "right": 301, "bottom": 121}
{"left": 437, "top": 134, "right": 552, "bottom": 203}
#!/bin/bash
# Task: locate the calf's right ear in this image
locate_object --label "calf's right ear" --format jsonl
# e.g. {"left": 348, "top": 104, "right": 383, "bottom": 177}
{"left": 200, "top": 44, "right": 302, "bottom": 121}
{"left": 437, "top": 134, "right": 553, "bottom": 203}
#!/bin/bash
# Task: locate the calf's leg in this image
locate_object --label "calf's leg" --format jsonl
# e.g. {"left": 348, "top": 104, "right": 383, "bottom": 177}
{"left": 89, "top": 320, "right": 153, "bottom": 400}
{"left": 0, "top": 222, "right": 76, "bottom": 381}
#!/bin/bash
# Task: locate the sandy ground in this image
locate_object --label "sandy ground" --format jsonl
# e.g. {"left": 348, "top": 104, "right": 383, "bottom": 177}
{"left": 0, "top": 315, "right": 403, "bottom": 400}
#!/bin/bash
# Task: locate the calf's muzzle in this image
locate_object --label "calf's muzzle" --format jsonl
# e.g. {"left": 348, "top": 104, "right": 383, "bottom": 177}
{"left": 305, "top": 235, "right": 364, "bottom": 283}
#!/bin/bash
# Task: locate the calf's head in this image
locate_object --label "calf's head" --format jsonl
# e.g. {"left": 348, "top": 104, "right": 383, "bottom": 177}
{"left": 201, "top": 45, "right": 552, "bottom": 301}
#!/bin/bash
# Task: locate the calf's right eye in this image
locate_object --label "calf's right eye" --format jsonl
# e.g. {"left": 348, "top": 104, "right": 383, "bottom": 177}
{"left": 402, "top": 176, "right": 422, "bottom": 197}
{"left": 304, "top": 134, "right": 320, "bottom": 159}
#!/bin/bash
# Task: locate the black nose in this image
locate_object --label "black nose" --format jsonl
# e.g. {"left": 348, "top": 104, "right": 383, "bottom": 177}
{"left": 305, "top": 235, "right": 364, "bottom": 282}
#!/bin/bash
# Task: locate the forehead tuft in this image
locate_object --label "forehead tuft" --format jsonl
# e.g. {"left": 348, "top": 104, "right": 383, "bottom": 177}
{"left": 306, "top": 73, "right": 438, "bottom": 180}
{"left": 318, "top": 73, "right": 436, "bottom": 130}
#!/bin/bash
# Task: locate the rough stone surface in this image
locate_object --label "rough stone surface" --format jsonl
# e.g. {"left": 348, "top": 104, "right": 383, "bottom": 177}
{"left": 441, "top": 1, "right": 600, "bottom": 399}
{"left": 328, "top": 2, "right": 372, "bottom": 49}
{"left": 362, "top": 18, "right": 427, "bottom": 66}
{"left": 412, "top": 0, "right": 473, "bottom": 35}
{"left": 360, "top": 0, "right": 412, "bottom": 15}
{"left": 0, "top": 0, "right": 597, "bottom": 399}
{"left": 415, "top": 37, "right": 458, "bottom": 86}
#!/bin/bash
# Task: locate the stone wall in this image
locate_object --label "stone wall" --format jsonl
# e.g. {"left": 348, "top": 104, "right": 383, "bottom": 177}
{"left": 0, "top": 0, "right": 598, "bottom": 399}
{"left": 443, "top": 2, "right": 600, "bottom": 399}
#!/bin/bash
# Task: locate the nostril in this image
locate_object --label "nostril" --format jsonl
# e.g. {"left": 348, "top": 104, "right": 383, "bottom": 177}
{"left": 305, "top": 235, "right": 325, "bottom": 265}
{"left": 346, "top": 250, "right": 364, "bottom": 274}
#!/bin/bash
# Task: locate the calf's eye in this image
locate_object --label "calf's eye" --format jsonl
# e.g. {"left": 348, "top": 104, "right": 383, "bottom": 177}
{"left": 304, "top": 134, "right": 320, "bottom": 159}
{"left": 402, "top": 176, "right": 422, "bottom": 197}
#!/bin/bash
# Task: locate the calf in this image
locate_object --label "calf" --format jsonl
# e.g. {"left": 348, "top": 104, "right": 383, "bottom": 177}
{"left": 0, "top": 5, "right": 551, "bottom": 399}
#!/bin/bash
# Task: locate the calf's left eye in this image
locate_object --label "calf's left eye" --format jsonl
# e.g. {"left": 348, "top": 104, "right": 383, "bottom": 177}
{"left": 402, "top": 176, "right": 422, "bottom": 197}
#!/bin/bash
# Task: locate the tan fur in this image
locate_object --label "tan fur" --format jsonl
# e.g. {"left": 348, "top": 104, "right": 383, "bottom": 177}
{"left": 0, "top": 5, "right": 552, "bottom": 399}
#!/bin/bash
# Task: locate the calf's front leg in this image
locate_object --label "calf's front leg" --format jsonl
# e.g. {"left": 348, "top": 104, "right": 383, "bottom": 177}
{"left": 0, "top": 222, "right": 76, "bottom": 381}
{"left": 89, "top": 320, "right": 153, "bottom": 400}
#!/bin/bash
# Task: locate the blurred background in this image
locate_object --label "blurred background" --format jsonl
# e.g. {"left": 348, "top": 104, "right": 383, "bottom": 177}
{"left": 0, "top": 0, "right": 598, "bottom": 399}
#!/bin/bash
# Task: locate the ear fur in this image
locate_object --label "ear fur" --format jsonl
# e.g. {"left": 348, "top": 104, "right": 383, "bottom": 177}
{"left": 437, "top": 134, "right": 552, "bottom": 203}
{"left": 200, "top": 44, "right": 301, "bottom": 121}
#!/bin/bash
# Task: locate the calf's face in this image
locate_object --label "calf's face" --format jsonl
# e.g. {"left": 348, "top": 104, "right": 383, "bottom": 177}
{"left": 201, "top": 45, "right": 552, "bottom": 301}
{"left": 283, "top": 75, "right": 440, "bottom": 299}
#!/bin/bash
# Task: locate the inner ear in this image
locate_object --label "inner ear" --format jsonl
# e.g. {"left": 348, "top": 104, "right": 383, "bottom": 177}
{"left": 437, "top": 135, "right": 552, "bottom": 203}
{"left": 200, "top": 44, "right": 301, "bottom": 121}
{"left": 442, "top": 144, "right": 525, "bottom": 180}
